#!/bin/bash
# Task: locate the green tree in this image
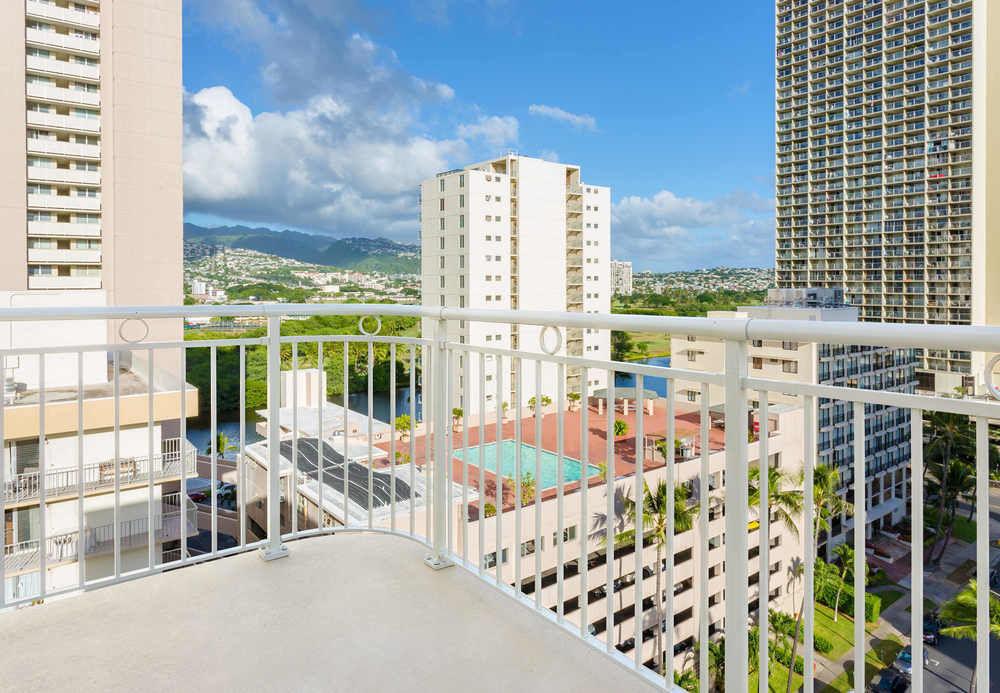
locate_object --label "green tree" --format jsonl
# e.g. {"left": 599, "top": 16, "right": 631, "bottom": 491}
{"left": 567, "top": 391, "right": 581, "bottom": 411}
{"left": 519, "top": 471, "right": 536, "bottom": 505}
{"left": 748, "top": 465, "right": 803, "bottom": 537}
{"left": 395, "top": 414, "right": 413, "bottom": 442}
{"left": 939, "top": 579, "right": 1000, "bottom": 692}
{"left": 613, "top": 418, "right": 629, "bottom": 438}
{"left": 452, "top": 407, "right": 463, "bottom": 431}
{"left": 611, "top": 330, "right": 633, "bottom": 361}
{"left": 205, "top": 432, "right": 238, "bottom": 458}
{"left": 830, "top": 543, "right": 864, "bottom": 623}
{"left": 527, "top": 395, "right": 551, "bottom": 416}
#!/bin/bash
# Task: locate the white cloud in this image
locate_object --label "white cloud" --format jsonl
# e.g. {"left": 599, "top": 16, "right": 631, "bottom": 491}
{"left": 729, "top": 80, "right": 752, "bottom": 97}
{"left": 456, "top": 115, "right": 519, "bottom": 149}
{"left": 183, "top": 1, "right": 514, "bottom": 241}
{"left": 528, "top": 104, "right": 597, "bottom": 131}
{"left": 612, "top": 189, "right": 775, "bottom": 271}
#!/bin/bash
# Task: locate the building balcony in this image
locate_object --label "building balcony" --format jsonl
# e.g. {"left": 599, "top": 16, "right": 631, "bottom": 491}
{"left": 0, "top": 302, "right": 996, "bottom": 693}
{"left": 26, "top": 55, "right": 100, "bottom": 82}
{"left": 26, "top": 83, "right": 100, "bottom": 108}
{"left": 27, "top": 247, "right": 102, "bottom": 264}
{"left": 27, "top": 165, "right": 101, "bottom": 186}
{"left": 26, "top": 137, "right": 100, "bottom": 160}
{"left": 27, "top": 193, "right": 101, "bottom": 212}
{"left": 27, "top": 274, "right": 101, "bottom": 290}
{"left": 25, "top": 0, "right": 100, "bottom": 30}
{"left": 27, "top": 220, "right": 101, "bottom": 238}
{"left": 3, "top": 439, "right": 196, "bottom": 507}
{"left": 25, "top": 28, "right": 101, "bottom": 56}
{"left": 26, "top": 110, "right": 100, "bottom": 134}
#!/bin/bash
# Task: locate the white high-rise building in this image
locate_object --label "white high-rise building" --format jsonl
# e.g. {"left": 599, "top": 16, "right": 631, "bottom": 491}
{"left": 610, "top": 260, "right": 633, "bottom": 296}
{"left": 421, "top": 155, "right": 611, "bottom": 415}
{"left": 774, "top": 0, "right": 1000, "bottom": 394}
{"left": 1, "top": 0, "right": 192, "bottom": 602}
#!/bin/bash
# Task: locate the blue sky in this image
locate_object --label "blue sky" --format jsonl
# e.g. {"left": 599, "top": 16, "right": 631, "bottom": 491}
{"left": 182, "top": 1, "right": 777, "bottom": 271}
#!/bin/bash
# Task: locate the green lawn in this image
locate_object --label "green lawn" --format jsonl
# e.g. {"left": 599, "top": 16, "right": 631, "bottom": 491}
{"left": 813, "top": 602, "right": 856, "bottom": 660}
{"left": 751, "top": 664, "right": 803, "bottom": 693}
{"left": 822, "top": 634, "right": 905, "bottom": 692}
{"left": 624, "top": 331, "right": 672, "bottom": 360}
{"left": 877, "top": 589, "right": 905, "bottom": 611}
{"left": 925, "top": 505, "right": 977, "bottom": 544}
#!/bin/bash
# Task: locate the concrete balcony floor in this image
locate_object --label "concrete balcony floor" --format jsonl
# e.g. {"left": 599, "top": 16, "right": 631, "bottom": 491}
{"left": 1, "top": 533, "right": 658, "bottom": 692}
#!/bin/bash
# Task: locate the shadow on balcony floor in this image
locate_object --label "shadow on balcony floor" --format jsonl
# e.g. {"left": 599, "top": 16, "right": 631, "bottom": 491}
{"left": 1, "top": 533, "right": 659, "bottom": 692}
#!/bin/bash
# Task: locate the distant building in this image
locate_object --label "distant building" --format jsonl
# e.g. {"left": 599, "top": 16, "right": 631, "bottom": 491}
{"left": 420, "top": 155, "right": 611, "bottom": 415}
{"left": 671, "top": 287, "right": 916, "bottom": 559}
{"left": 610, "top": 260, "right": 633, "bottom": 296}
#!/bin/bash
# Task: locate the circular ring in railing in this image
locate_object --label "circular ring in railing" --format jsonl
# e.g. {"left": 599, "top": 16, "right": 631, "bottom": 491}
{"left": 985, "top": 354, "right": 1000, "bottom": 401}
{"left": 118, "top": 317, "right": 150, "bottom": 344}
{"left": 358, "top": 315, "right": 382, "bottom": 336}
{"left": 538, "top": 325, "right": 563, "bottom": 356}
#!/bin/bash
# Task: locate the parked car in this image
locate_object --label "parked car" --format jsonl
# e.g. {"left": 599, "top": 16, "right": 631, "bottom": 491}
{"left": 923, "top": 613, "right": 941, "bottom": 645}
{"left": 870, "top": 668, "right": 909, "bottom": 693}
{"left": 892, "top": 645, "right": 928, "bottom": 678}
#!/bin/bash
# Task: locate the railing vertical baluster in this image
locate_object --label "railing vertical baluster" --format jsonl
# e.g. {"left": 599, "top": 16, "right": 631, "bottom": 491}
{"left": 556, "top": 362, "right": 565, "bottom": 620}
{"left": 77, "top": 351, "right": 85, "bottom": 584}
{"left": 758, "top": 390, "right": 770, "bottom": 693}
{"left": 38, "top": 354, "right": 47, "bottom": 598}
{"left": 478, "top": 352, "right": 486, "bottom": 575}
{"left": 290, "top": 343, "right": 298, "bottom": 538}
{"left": 112, "top": 350, "right": 120, "bottom": 580}
{"left": 604, "top": 370, "right": 614, "bottom": 654}
{"left": 495, "top": 354, "right": 504, "bottom": 586}
{"left": 408, "top": 345, "right": 416, "bottom": 537}
{"left": 852, "top": 399, "right": 866, "bottom": 693}
{"left": 238, "top": 344, "right": 247, "bottom": 548}
{"left": 0, "top": 354, "right": 6, "bottom": 607}
{"left": 367, "top": 341, "right": 374, "bottom": 530}
{"left": 446, "top": 348, "right": 455, "bottom": 553}
{"left": 147, "top": 349, "right": 155, "bottom": 569}
{"left": 388, "top": 342, "right": 395, "bottom": 534}
{"left": 425, "top": 343, "right": 433, "bottom": 543}
{"left": 534, "top": 359, "right": 543, "bottom": 607}
{"left": 910, "top": 408, "right": 923, "bottom": 693}
{"left": 460, "top": 348, "right": 468, "bottom": 562}
{"left": 260, "top": 315, "right": 288, "bottom": 561}
{"left": 513, "top": 356, "right": 522, "bottom": 590}
{"left": 633, "top": 372, "right": 644, "bottom": 669}
{"left": 342, "top": 341, "right": 350, "bottom": 530}
{"left": 210, "top": 345, "right": 219, "bottom": 552}
{"left": 664, "top": 384, "right": 675, "bottom": 684}
{"left": 975, "top": 415, "right": 989, "bottom": 692}
{"left": 698, "top": 382, "right": 709, "bottom": 693}
{"left": 723, "top": 338, "right": 749, "bottom": 690}
{"left": 180, "top": 345, "right": 187, "bottom": 563}
{"left": 578, "top": 368, "right": 588, "bottom": 637}
{"left": 317, "top": 342, "right": 324, "bottom": 532}
{"left": 424, "top": 316, "right": 451, "bottom": 569}
{"left": 803, "top": 394, "right": 817, "bottom": 692}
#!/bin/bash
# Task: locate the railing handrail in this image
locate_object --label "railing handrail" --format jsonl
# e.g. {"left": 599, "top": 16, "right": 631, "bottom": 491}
{"left": 0, "top": 302, "right": 996, "bottom": 352}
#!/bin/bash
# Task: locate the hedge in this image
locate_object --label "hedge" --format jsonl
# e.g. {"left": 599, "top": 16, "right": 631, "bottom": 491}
{"left": 813, "top": 634, "right": 833, "bottom": 654}
{"left": 814, "top": 560, "right": 882, "bottom": 622}
{"left": 771, "top": 644, "right": 804, "bottom": 675}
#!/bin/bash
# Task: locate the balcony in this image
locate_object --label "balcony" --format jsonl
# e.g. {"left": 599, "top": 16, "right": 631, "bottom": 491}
{"left": 27, "top": 247, "right": 101, "bottom": 265}
{"left": 26, "top": 83, "right": 100, "bottom": 108}
{"left": 27, "top": 166, "right": 100, "bottom": 186}
{"left": 27, "top": 274, "right": 101, "bottom": 290}
{"left": 26, "top": 55, "right": 100, "bottom": 82}
{"left": 26, "top": 110, "right": 100, "bottom": 134}
{"left": 25, "top": 28, "right": 100, "bottom": 56}
{"left": 27, "top": 220, "right": 101, "bottom": 238}
{"left": 0, "top": 303, "right": 996, "bottom": 693}
{"left": 26, "top": 137, "right": 100, "bottom": 160}
{"left": 25, "top": 0, "right": 100, "bottom": 29}
{"left": 27, "top": 193, "right": 101, "bottom": 213}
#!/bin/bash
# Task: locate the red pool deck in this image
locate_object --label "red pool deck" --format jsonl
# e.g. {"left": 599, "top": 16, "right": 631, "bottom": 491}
{"left": 374, "top": 400, "right": 727, "bottom": 514}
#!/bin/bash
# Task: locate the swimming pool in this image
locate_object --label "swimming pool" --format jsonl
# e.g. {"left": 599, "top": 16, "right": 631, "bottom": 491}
{"left": 453, "top": 440, "right": 600, "bottom": 490}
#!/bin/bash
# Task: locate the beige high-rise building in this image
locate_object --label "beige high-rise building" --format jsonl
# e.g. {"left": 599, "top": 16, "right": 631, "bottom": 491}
{"left": 774, "top": 0, "right": 1000, "bottom": 394}
{"left": 0, "top": 0, "right": 192, "bottom": 603}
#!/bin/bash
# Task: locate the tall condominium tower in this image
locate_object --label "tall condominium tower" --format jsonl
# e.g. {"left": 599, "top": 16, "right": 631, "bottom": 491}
{"left": 0, "top": 1, "right": 192, "bottom": 602}
{"left": 421, "top": 155, "right": 611, "bottom": 416}
{"left": 774, "top": 0, "right": 1000, "bottom": 394}
{"left": 610, "top": 259, "right": 633, "bottom": 296}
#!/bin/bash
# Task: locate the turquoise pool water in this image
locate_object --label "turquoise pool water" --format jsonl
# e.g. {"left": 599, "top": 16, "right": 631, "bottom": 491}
{"left": 453, "top": 440, "right": 600, "bottom": 489}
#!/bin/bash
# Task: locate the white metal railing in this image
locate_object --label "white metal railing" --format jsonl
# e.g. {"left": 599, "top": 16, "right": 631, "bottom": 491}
{"left": 3, "top": 438, "right": 196, "bottom": 504}
{"left": 0, "top": 302, "right": 996, "bottom": 693}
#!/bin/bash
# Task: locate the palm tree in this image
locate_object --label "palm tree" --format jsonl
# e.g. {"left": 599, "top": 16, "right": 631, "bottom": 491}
{"left": 673, "top": 668, "right": 698, "bottom": 692}
{"left": 707, "top": 638, "right": 725, "bottom": 690}
{"left": 591, "top": 480, "right": 698, "bottom": 675}
{"left": 784, "top": 560, "right": 806, "bottom": 693}
{"left": 748, "top": 465, "right": 804, "bottom": 537}
{"left": 567, "top": 392, "right": 581, "bottom": 411}
{"left": 928, "top": 460, "right": 975, "bottom": 563}
{"left": 394, "top": 414, "right": 413, "bottom": 442}
{"left": 451, "top": 407, "right": 463, "bottom": 431}
{"left": 613, "top": 418, "right": 629, "bottom": 438}
{"left": 830, "top": 543, "right": 865, "bottom": 622}
{"left": 939, "top": 579, "right": 1000, "bottom": 692}
{"left": 519, "top": 471, "right": 536, "bottom": 505}
{"left": 205, "top": 432, "right": 237, "bottom": 458}
{"left": 925, "top": 411, "right": 976, "bottom": 563}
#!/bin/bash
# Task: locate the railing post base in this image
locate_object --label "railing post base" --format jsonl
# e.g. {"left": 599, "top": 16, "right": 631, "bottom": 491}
{"left": 259, "top": 545, "right": 289, "bottom": 562}
{"left": 422, "top": 553, "right": 454, "bottom": 571}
